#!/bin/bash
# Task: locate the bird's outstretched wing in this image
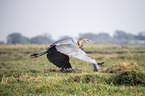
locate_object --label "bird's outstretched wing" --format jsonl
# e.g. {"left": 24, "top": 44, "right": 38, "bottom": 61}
{"left": 55, "top": 44, "right": 96, "bottom": 64}
{"left": 52, "top": 38, "right": 74, "bottom": 46}
{"left": 47, "top": 46, "right": 72, "bottom": 69}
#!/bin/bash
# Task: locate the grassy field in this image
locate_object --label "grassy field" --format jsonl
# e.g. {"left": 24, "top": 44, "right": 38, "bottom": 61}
{"left": 0, "top": 45, "right": 145, "bottom": 96}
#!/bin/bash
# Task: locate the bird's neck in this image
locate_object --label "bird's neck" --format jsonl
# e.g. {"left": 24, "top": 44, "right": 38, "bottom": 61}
{"left": 77, "top": 38, "right": 87, "bottom": 48}
{"left": 77, "top": 41, "right": 83, "bottom": 48}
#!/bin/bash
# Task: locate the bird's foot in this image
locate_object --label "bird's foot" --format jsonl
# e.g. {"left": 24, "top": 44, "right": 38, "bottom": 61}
{"left": 98, "top": 62, "right": 104, "bottom": 65}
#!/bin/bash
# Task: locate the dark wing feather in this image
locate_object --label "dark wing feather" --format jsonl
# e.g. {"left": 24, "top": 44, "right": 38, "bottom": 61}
{"left": 46, "top": 46, "right": 72, "bottom": 69}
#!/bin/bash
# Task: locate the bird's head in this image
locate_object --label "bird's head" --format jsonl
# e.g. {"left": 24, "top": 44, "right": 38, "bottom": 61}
{"left": 80, "top": 38, "right": 97, "bottom": 44}
{"left": 78, "top": 38, "right": 97, "bottom": 48}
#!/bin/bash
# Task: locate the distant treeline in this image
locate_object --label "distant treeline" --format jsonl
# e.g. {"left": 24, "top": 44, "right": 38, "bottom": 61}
{"left": 79, "top": 31, "right": 145, "bottom": 46}
{"left": 0, "top": 30, "right": 145, "bottom": 45}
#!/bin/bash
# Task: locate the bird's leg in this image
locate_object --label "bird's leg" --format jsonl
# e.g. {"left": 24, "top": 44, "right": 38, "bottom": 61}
{"left": 92, "top": 63, "right": 99, "bottom": 72}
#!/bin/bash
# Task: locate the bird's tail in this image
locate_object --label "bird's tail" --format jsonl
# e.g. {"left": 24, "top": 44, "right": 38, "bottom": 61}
{"left": 30, "top": 51, "right": 48, "bottom": 58}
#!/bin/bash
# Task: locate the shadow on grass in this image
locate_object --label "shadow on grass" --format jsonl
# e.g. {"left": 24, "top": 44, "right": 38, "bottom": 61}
{"left": 44, "top": 68, "right": 83, "bottom": 73}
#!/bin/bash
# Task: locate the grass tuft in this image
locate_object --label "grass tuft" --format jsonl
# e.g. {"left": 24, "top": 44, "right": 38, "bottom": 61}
{"left": 102, "top": 61, "right": 142, "bottom": 73}
{"left": 112, "top": 70, "right": 145, "bottom": 86}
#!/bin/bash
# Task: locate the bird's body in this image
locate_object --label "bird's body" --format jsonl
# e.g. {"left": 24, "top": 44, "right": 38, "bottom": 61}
{"left": 47, "top": 45, "right": 72, "bottom": 69}
{"left": 30, "top": 38, "right": 101, "bottom": 72}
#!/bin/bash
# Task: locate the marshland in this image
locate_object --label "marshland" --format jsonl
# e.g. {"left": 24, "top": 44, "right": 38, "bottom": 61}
{"left": 0, "top": 44, "right": 145, "bottom": 95}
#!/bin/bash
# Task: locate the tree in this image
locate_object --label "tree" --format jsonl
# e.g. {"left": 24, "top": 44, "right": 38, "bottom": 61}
{"left": 78, "top": 33, "right": 97, "bottom": 41}
{"left": 59, "top": 36, "right": 72, "bottom": 40}
{"left": 96, "top": 33, "right": 110, "bottom": 39}
{"left": 136, "top": 32, "right": 145, "bottom": 40}
{"left": 0, "top": 41, "right": 5, "bottom": 45}
{"left": 7, "top": 33, "right": 30, "bottom": 44}
{"left": 30, "top": 34, "right": 53, "bottom": 44}
{"left": 113, "top": 30, "right": 136, "bottom": 40}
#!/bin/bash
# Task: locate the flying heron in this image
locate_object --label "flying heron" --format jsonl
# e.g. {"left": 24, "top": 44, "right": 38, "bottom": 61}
{"left": 30, "top": 38, "right": 104, "bottom": 72}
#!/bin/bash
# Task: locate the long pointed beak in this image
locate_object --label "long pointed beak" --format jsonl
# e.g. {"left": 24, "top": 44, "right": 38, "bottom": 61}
{"left": 87, "top": 40, "right": 97, "bottom": 44}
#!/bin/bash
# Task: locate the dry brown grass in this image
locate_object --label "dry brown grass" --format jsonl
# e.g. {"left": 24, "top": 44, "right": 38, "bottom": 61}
{"left": 102, "top": 61, "right": 142, "bottom": 73}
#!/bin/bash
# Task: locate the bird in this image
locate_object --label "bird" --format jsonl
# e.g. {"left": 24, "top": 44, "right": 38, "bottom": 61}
{"left": 30, "top": 38, "right": 104, "bottom": 72}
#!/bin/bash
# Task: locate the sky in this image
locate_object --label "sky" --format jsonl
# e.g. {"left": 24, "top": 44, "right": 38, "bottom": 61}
{"left": 0, "top": 0, "right": 145, "bottom": 42}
